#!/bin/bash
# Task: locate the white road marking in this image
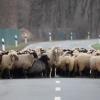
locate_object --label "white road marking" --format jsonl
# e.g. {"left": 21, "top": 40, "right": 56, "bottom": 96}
{"left": 56, "top": 81, "right": 61, "bottom": 84}
{"left": 55, "top": 87, "right": 61, "bottom": 91}
{"left": 55, "top": 81, "right": 61, "bottom": 100}
{"left": 54, "top": 97, "right": 61, "bottom": 100}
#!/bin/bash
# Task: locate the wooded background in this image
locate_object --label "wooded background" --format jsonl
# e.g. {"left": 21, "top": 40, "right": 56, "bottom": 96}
{"left": 0, "top": 0, "right": 100, "bottom": 40}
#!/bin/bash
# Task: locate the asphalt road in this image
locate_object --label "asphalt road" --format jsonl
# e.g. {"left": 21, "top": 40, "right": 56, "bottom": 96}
{"left": 0, "top": 39, "right": 100, "bottom": 100}
{"left": 0, "top": 78, "right": 100, "bottom": 100}
{"left": 23, "top": 39, "right": 98, "bottom": 50}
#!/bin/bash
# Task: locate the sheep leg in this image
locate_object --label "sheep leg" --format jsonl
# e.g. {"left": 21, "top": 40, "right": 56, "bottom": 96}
{"left": 8, "top": 70, "right": 10, "bottom": 79}
{"left": 90, "top": 70, "right": 91, "bottom": 76}
{"left": 55, "top": 68, "right": 56, "bottom": 77}
{"left": 91, "top": 70, "right": 98, "bottom": 78}
{"left": 90, "top": 69, "right": 94, "bottom": 78}
{"left": 24, "top": 69, "right": 27, "bottom": 78}
{"left": 68, "top": 71, "right": 71, "bottom": 77}
{"left": 43, "top": 70, "right": 47, "bottom": 78}
{"left": 2, "top": 68, "right": 10, "bottom": 79}
{"left": 41, "top": 70, "right": 46, "bottom": 78}
{"left": 41, "top": 72, "right": 43, "bottom": 77}
{"left": 46, "top": 67, "right": 50, "bottom": 78}
{"left": 10, "top": 69, "right": 13, "bottom": 79}
{"left": 8, "top": 70, "right": 12, "bottom": 79}
{"left": 49, "top": 68, "right": 52, "bottom": 78}
{"left": 79, "top": 71, "right": 82, "bottom": 77}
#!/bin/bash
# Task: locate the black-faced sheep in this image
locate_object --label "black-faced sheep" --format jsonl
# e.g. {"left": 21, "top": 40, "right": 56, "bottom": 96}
{"left": 27, "top": 54, "right": 50, "bottom": 78}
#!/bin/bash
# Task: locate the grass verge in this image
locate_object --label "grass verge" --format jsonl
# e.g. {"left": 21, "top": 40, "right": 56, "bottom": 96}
{"left": 92, "top": 43, "right": 100, "bottom": 50}
{"left": 6, "top": 42, "right": 30, "bottom": 51}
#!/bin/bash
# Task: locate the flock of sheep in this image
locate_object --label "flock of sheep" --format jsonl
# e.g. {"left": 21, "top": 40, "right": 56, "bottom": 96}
{"left": 0, "top": 47, "right": 100, "bottom": 79}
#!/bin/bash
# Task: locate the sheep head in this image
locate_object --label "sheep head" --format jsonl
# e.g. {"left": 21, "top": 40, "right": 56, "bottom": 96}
{"left": 8, "top": 51, "right": 19, "bottom": 62}
{"left": 29, "top": 51, "right": 38, "bottom": 59}
{"left": 10, "top": 54, "right": 19, "bottom": 62}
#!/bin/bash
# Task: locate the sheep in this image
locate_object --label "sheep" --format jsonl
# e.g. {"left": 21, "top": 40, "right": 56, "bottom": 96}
{"left": 56, "top": 55, "right": 75, "bottom": 77}
{"left": 46, "top": 47, "right": 63, "bottom": 77}
{"left": 1, "top": 48, "right": 100, "bottom": 79}
{"left": 90, "top": 56, "right": 100, "bottom": 78}
{"left": 12, "top": 51, "right": 38, "bottom": 78}
{"left": 0, "top": 51, "right": 18, "bottom": 78}
{"left": 74, "top": 53, "right": 91, "bottom": 77}
{"left": 27, "top": 54, "right": 50, "bottom": 78}
{"left": 92, "top": 50, "right": 100, "bottom": 56}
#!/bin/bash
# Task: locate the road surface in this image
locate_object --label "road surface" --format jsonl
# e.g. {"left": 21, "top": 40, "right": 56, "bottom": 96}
{"left": 0, "top": 78, "right": 100, "bottom": 100}
{"left": 23, "top": 39, "right": 98, "bottom": 50}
